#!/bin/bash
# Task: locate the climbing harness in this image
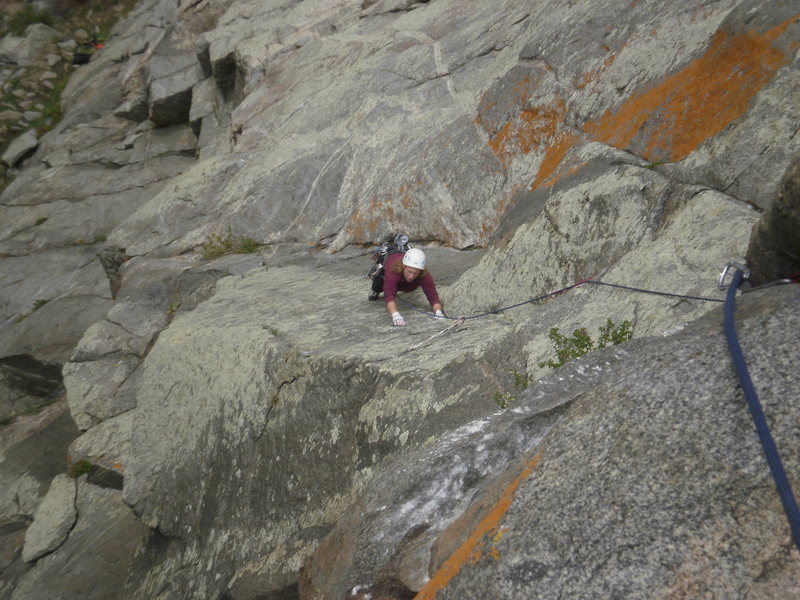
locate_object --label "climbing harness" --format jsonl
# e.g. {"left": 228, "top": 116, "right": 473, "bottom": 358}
{"left": 720, "top": 261, "right": 800, "bottom": 553}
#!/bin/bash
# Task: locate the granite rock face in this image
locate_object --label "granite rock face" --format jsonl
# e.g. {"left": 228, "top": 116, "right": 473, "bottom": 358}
{"left": 413, "top": 285, "right": 800, "bottom": 600}
{"left": 0, "top": 0, "right": 798, "bottom": 598}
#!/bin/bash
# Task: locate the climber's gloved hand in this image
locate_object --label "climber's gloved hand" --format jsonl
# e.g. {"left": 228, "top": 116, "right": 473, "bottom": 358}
{"left": 434, "top": 309, "right": 446, "bottom": 320}
{"left": 392, "top": 311, "right": 406, "bottom": 327}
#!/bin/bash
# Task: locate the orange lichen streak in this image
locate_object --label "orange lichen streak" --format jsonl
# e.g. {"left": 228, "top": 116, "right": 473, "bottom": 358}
{"left": 480, "top": 14, "right": 798, "bottom": 194}
{"left": 485, "top": 99, "right": 566, "bottom": 171}
{"left": 413, "top": 450, "right": 545, "bottom": 600}
{"left": 584, "top": 15, "right": 799, "bottom": 163}
{"left": 345, "top": 180, "right": 423, "bottom": 242}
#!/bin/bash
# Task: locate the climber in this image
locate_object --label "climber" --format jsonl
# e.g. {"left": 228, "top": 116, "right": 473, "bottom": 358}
{"left": 368, "top": 247, "right": 445, "bottom": 326}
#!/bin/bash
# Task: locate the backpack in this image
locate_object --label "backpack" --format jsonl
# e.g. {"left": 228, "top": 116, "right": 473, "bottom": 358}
{"left": 365, "top": 233, "right": 410, "bottom": 280}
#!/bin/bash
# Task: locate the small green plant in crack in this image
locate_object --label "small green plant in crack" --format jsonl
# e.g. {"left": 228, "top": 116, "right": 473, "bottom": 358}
{"left": 236, "top": 237, "right": 260, "bottom": 254}
{"left": 493, "top": 391, "right": 514, "bottom": 409}
{"left": 493, "top": 370, "right": 531, "bottom": 409}
{"left": 167, "top": 301, "right": 181, "bottom": 317}
{"left": 32, "top": 298, "right": 50, "bottom": 311}
{"left": 512, "top": 370, "right": 530, "bottom": 391}
{"left": 68, "top": 460, "right": 94, "bottom": 478}
{"left": 644, "top": 160, "right": 666, "bottom": 170}
{"left": 538, "top": 318, "right": 633, "bottom": 370}
{"left": 201, "top": 230, "right": 261, "bottom": 259}
{"left": 34, "top": 217, "right": 48, "bottom": 226}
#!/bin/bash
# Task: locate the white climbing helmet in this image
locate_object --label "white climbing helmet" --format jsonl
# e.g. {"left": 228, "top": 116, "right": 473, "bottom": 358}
{"left": 402, "top": 248, "right": 426, "bottom": 270}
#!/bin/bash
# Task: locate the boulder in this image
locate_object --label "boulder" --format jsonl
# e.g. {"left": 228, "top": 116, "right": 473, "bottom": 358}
{"left": 148, "top": 35, "right": 204, "bottom": 127}
{"left": 114, "top": 89, "right": 149, "bottom": 122}
{"left": 0, "top": 110, "right": 23, "bottom": 123}
{"left": 189, "top": 76, "right": 218, "bottom": 129}
{"left": 0, "top": 24, "right": 59, "bottom": 67}
{"left": 0, "top": 36, "right": 26, "bottom": 66}
{"left": 63, "top": 353, "right": 140, "bottom": 431}
{"left": 1, "top": 130, "right": 38, "bottom": 168}
{"left": 67, "top": 411, "right": 133, "bottom": 473}
{"left": 149, "top": 63, "right": 202, "bottom": 126}
{"left": 11, "top": 478, "right": 149, "bottom": 600}
{"left": 22, "top": 110, "right": 42, "bottom": 122}
{"left": 21, "top": 474, "right": 77, "bottom": 563}
{"left": 0, "top": 402, "right": 79, "bottom": 525}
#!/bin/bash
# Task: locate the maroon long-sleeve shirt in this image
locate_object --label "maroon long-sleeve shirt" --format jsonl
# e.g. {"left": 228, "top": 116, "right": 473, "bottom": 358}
{"left": 382, "top": 252, "right": 442, "bottom": 308}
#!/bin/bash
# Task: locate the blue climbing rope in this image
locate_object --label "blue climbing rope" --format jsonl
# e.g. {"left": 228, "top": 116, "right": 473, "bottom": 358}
{"left": 723, "top": 267, "right": 800, "bottom": 553}
{"left": 393, "top": 265, "right": 800, "bottom": 551}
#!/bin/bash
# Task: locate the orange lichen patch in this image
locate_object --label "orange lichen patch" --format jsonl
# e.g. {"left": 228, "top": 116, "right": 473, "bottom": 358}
{"left": 531, "top": 130, "right": 581, "bottom": 190}
{"left": 346, "top": 179, "right": 426, "bottom": 241}
{"left": 113, "top": 462, "right": 123, "bottom": 471}
{"left": 575, "top": 46, "right": 623, "bottom": 90}
{"left": 346, "top": 208, "right": 368, "bottom": 241}
{"left": 471, "top": 526, "right": 510, "bottom": 563}
{"left": 584, "top": 16, "right": 799, "bottom": 162}
{"left": 487, "top": 105, "right": 564, "bottom": 169}
{"left": 414, "top": 450, "right": 544, "bottom": 600}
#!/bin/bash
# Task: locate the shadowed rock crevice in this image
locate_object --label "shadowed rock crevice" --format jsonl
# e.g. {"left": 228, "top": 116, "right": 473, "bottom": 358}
{"left": 746, "top": 154, "right": 800, "bottom": 284}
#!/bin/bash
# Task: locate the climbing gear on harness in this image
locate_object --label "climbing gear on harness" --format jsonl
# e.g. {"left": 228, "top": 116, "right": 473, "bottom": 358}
{"left": 364, "top": 233, "right": 411, "bottom": 280}
{"left": 392, "top": 311, "right": 406, "bottom": 327}
{"left": 402, "top": 248, "right": 426, "bottom": 270}
{"left": 722, "top": 262, "right": 800, "bottom": 553}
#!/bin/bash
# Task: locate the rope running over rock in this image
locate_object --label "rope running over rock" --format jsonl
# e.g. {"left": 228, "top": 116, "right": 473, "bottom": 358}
{"left": 397, "top": 278, "right": 728, "bottom": 321}
{"left": 723, "top": 267, "right": 800, "bottom": 553}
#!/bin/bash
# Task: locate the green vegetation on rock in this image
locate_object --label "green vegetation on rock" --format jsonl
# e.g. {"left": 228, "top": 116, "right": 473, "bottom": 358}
{"left": 494, "top": 369, "right": 533, "bottom": 408}
{"left": 32, "top": 298, "right": 50, "bottom": 311}
{"left": 201, "top": 231, "right": 261, "bottom": 259}
{"left": 538, "top": 318, "right": 634, "bottom": 370}
{"left": 67, "top": 460, "right": 94, "bottom": 478}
